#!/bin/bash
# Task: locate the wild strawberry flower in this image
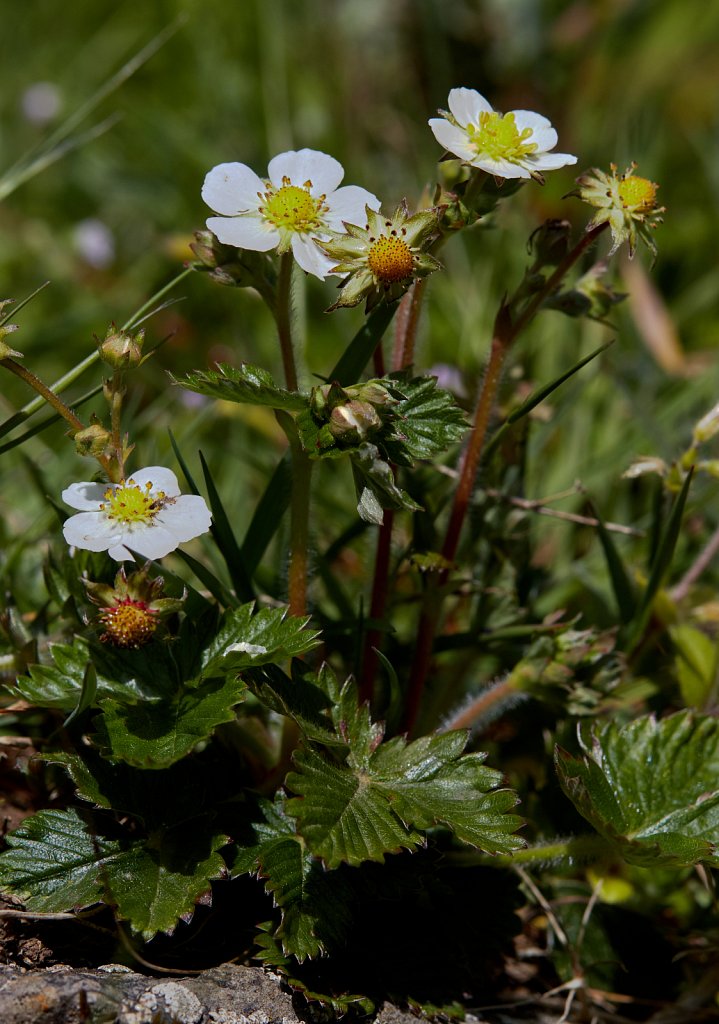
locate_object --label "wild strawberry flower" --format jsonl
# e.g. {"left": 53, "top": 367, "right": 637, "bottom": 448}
{"left": 62, "top": 466, "right": 212, "bottom": 562}
{"left": 85, "top": 564, "right": 185, "bottom": 648}
{"left": 571, "top": 163, "right": 664, "bottom": 260}
{"left": 429, "top": 87, "right": 577, "bottom": 181}
{"left": 202, "top": 149, "right": 380, "bottom": 279}
{"left": 320, "top": 202, "right": 441, "bottom": 311}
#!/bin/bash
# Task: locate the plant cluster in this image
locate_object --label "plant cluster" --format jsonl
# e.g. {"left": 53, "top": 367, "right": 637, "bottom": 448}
{"left": 2, "top": 82, "right": 717, "bottom": 1021}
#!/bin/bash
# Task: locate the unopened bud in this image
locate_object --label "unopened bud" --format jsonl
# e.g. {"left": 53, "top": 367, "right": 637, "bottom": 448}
{"left": 329, "top": 400, "right": 381, "bottom": 444}
{"left": 0, "top": 323, "right": 22, "bottom": 359}
{"left": 98, "top": 326, "right": 144, "bottom": 369}
{"left": 530, "top": 219, "right": 572, "bottom": 266}
{"left": 310, "top": 382, "right": 349, "bottom": 421}
{"left": 74, "top": 422, "right": 112, "bottom": 458}
{"left": 693, "top": 402, "right": 719, "bottom": 444}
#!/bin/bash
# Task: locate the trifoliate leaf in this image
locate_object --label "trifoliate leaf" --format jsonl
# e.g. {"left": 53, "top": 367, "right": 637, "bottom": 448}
{"left": 0, "top": 808, "right": 227, "bottom": 938}
{"left": 92, "top": 674, "right": 247, "bottom": 769}
{"left": 286, "top": 726, "right": 523, "bottom": 868}
{"left": 200, "top": 602, "right": 321, "bottom": 678}
{"left": 175, "top": 363, "right": 308, "bottom": 411}
{"left": 556, "top": 710, "right": 719, "bottom": 866}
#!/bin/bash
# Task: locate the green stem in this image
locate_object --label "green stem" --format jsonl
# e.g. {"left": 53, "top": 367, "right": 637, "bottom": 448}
{"left": 275, "top": 252, "right": 297, "bottom": 392}
{"left": 450, "top": 834, "right": 614, "bottom": 868}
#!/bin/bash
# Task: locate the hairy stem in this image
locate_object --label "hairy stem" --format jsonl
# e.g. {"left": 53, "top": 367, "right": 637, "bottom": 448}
{"left": 1, "top": 357, "right": 85, "bottom": 434}
{"left": 404, "top": 221, "right": 609, "bottom": 734}
{"left": 275, "top": 251, "right": 297, "bottom": 392}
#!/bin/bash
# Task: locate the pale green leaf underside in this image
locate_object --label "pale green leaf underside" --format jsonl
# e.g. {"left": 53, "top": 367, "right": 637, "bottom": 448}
{"left": 176, "top": 362, "right": 308, "bottom": 412}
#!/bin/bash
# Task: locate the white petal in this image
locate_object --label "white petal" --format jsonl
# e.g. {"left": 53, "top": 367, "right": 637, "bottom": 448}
{"left": 126, "top": 467, "right": 181, "bottom": 497}
{"left": 119, "top": 523, "right": 181, "bottom": 560}
{"left": 325, "top": 186, "right": 381, "bottom": 230}
{"left": 268, "top": 149, "right": 344, "bottom": 195}
{"left": 107, "top": 543, "right": 135, "bottom": 561}
{"left": 61, "top": 481, "right": 109, "bottom": 511}
{"left": 472, "top": 155, "right": 532, "bottom": 179}
{"left": 428, "top": 119, "right": 476, "bottom": 162}
{"left": 201, "top": 163, "right": 266, "bottom": 215}
{"left": 512, "top": 111, "right": 557, "bottom": 152}
{"left": 291, "top": 234, "right": 334, "bottom": 278}
{"left": 207, "top": 215, "right": 279, "bottom": 252}
{"left": 447, "top": 87, "right": 493, "bottom": 126}
{"left": 528, "top": 151, "right": 578, "bottom": 170}
{"left": 155, "top": 495, "right": 212, "bottom": 542}
{"left": 63, "top": 511, "right": 124, "bottom": 551}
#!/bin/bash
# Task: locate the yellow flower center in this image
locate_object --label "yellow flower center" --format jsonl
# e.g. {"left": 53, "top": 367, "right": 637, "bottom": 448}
{"left": 101, "top": 480, "right": 165, "bottom": 524}
{"left": 100, "top": 599, "right": 158, "bottom": 648}
{"left": 617, "top": 175, "right": 658, "bottom": 213}
{"left": 468, "top": 111, "right": 538, "bottom": 162}
{"left": 367, "top": 235, "right": 414, "bottom": 283}
{"left": 261, "top": 178, "right": 325, "bottom": 232}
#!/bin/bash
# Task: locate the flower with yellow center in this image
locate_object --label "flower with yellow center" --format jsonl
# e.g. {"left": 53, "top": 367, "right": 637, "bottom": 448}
{"left": 429, "top": 87, "right": 577, "bottom": 181}
{"left": 320, "top": 202, "right": 442, "bottom": 311}
{"left": 62, "top": 466, "right": 211, "bottom": 561}
{"left": 571, "top": 163, "right": 665, "bottom": 259}
{"left": 202, "top": 149, "right": 380, "bottom": 279}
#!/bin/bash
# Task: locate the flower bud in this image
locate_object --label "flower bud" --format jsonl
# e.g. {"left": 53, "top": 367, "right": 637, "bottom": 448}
{"left": 0, "top": 323, "right": 22, "bottom": 360}
{"left": 98, "top": 326, "right": 144, "bottom": 369}
{"left": 693, "top": 402, "right": 719, "bottom": 444}
{"left": 310, "top": 382, "right": 349, "bottom": 421}
{"left": 329, "top": 400, "right": 382, "bottom": 444}
{"left": 74, "top": 422, "right": 112, "bottom": 459}
{"left": 529, "top": 219, "right": 571, "bottom": 267}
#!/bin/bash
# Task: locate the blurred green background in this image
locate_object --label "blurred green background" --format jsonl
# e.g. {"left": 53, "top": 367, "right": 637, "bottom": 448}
{"left": 2, "top": 0, "right": 719, "bottom": 611}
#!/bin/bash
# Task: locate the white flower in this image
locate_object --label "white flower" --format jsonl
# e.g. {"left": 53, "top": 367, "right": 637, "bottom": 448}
{"left": 202, "top": 148, "right": 380, "bottom": 279}
{"left": 62, "top": 466, "right": 212, "bottom": 562}
{"left": 429, "top": 87, "right": 577, "bottom": 181}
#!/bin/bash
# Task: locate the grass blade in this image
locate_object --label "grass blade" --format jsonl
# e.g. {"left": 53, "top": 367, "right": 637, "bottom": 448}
{"left": 328, "top": 304, "right": 396, "bottom": 385}
{"left": 199, "top": 451, "right": 254, "bottom": 602}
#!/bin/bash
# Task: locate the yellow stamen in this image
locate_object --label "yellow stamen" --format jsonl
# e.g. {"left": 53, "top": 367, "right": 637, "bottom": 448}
{"left": 468, "top": 111, "right": 538, "bottom": 162}
{"left": 261, "top": 180, "right": 325, "bottom": 232}
{"left": 102, "top": 480, "right": 165, "bottom": 524}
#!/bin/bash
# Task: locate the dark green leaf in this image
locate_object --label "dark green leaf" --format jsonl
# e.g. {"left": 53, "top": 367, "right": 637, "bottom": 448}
{"left": 589, "top": 499, "right": 637, "bottom": 623}
{"left": 556, "top": 710, "right": 719, "bottom": 867}
{"left": 383, "top": 375, "right": 467, "bottom": 464}
{"left": 175, "top": 363, "right": 308, "bottom": 411}
{"left": 200, "top": 602, "right": 321, "bottom": 678}
{"left": 92, "top": 675, "right": 248, "bottom": 768}
{"left": 0, "top": 808, "right": 227, "bottom": 938}
{"left": 240, "top": 452, "right": 292, "bottom": 575}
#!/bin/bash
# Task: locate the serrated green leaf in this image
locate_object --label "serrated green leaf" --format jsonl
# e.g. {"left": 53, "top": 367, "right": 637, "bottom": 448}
{"left": 200, "top": 602, "right": 321, "bottom": 678}
{"left": 175, "top": 362, "right": 308, "bottom": 411}
{"left": 11, "top": 636, "right": 175, "bottom": 711}
{"left": 286, "top": 720, "right": 523, "bottom": 868}
{"left": 243, "top": 662, "right": 339, "bottom": 747}
{"left": 556, "top": 710, "right": 719, "bottom": 866}
{"left": 92, "top": 674, "right": 248, "bottom": 768}
{"left": 230, "top": 796, "right": 352, "bottom": 962}
{"left": 0, "top": 808, "right": 227, "bottom": 938}
{"left": 382, "top": 375, "right": 467, "bottom": 464}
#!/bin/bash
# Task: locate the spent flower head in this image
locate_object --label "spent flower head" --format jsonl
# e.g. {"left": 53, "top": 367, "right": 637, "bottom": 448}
{"left": 85, "top": 564, "right": 185, "bottom": 648}
{"left": 572, "top": 162, "right": 664, "bottom": 260}
{"left": 62, "top": 466, "right": 212, "bottom": 561}
{"left": 202, "top": 149, "right": 379, "bottom": 279}
{"left": 429, "top": 87, "right": 577, "bottom": 182}
{"left": 321, "top": 201, "right": 441, "bottom": 311}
